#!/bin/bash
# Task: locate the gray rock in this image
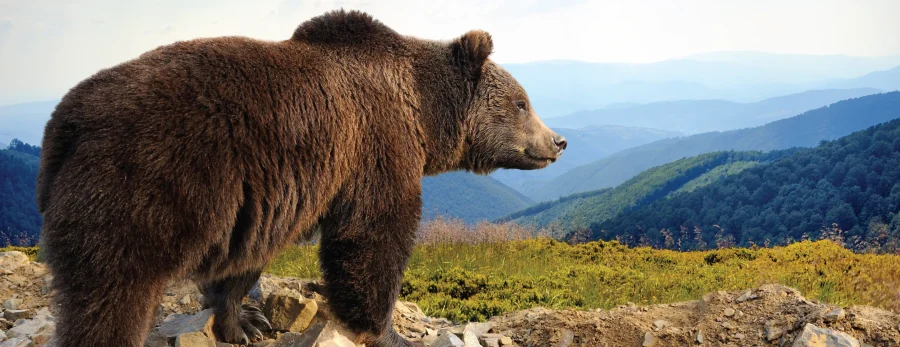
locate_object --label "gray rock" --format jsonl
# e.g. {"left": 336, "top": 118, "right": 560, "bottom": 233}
{"left": 432, "top": 331, "right": 465, "bottom": 347}
{"left": 0, "top": 337, "right": 32, "bottom": 347}
{"left": 642, "top": 332, "right": 657, "bottom": 346}
{"left": 3, "top": 309, "right": 31, "bottom": 321}
{"left": 7, "top": 317, "right": 52, "bottom": 338}
{"left": 249, "top": 340, "right": 276, "bottom": 347}
{"left": 695, "top": 330, "right": 704, "bottom": 344}
{"left": 272, "top": 331, "right": 314, "bottom": 347}
{"left": 736, "top": 290, "right": 757, "bottom": 303}
{"left": 792, "top": 323, "right": 860, "bottom": 347}
{"left": 463, "top": 331, "right": 481, "bottom": 347}
{"left": 4, "top": 298, "right": 22, "bottom": 310}
{"left": 824, "top": 308, "right": 846, "bottom": 323}
{"left": 765, "top": 320, "right": 784, "bottom": 341}
{"left": 158, "top": 309, "right": 215, "bottom": 339}
{"left": 175, "top": 332, "right": 216, "bottom": 347}
{"left": 462, "top": 322, "right": 494, "bottom": 337}
{"left": 144, "top": 331, "right": 170, "bottom": 347}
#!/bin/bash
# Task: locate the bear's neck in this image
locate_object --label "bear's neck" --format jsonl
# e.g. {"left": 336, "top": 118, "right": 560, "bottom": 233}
{"left": 412, "top": 49, "right": 473, "bottom": 176}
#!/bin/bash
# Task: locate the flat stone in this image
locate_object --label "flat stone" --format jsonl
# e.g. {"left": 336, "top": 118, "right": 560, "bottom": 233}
{"left": 7, "top": 317, "right": 52, "bottom": 338}
{"left": 249, "top": 340, "right": 276, "bottom": 347}
{"left": 652, "top": 319, "right": 670, "bottom": 331}
{"left": 500, "top": 336, "right": 513, "bottom": 345}
{"left": 792, "top": 323, "right": 860, "bottom": 347}
{"left": 642, "top": 332, "right": 657, "bottom": 346}
{"left": 432, "top": 331, "right": 465, "bottom": 347}
{"left": 824, "top": 308, "right": 846, "bottom": 323}
{"left": 479, "top": 333, "right": 505, "bottom": 347}
{"left": 723, "top": 308, "right": 735, "bottom": 317}
{"left": 175, "top": 332, "right": 216, "bottom": 347}
{"left": 264, "top": 293, "right": 318, "bottom": 333}
{"left": 734, "top": 333, "right": 745, "bottom": 339}
{"left": 695, "top": 330, "right": 704, "bottom": 344}
{"left": 3, "top": 309, "right": 31, "bottom": 321}
{"left": 0, "top": 337, "right": 32, "bottom": 347}
{"left": 158, "top": 309, "right": 215, "bottom": 339}
{"left": 462, "top": 322, "right": 494, "bottom": 336}
{"left": 463, "top": 331, "right": 481, "bottom": 347}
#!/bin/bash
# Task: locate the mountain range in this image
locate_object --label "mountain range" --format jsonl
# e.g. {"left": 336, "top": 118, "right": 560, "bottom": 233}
{"left": 525, "top": 92, "right": 900, "bottom": 202}
{"left": 544, "top": 88, "right": 881, "bottom": 133}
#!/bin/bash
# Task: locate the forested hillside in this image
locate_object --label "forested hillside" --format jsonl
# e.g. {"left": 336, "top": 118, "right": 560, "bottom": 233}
{"left": 501, "top": 150, "right": 796, "bottom": 236}
{"left": 529, "top": 92, "right": 900, "bottom": 201}
{"left": 0, "top": 140, "right": 41, "bottom": 246}
{"left": 421, "top": 172, "right": 535, "bottom": 224}
{"left": 592, "top": 118, "right": 900, "bottom": 253}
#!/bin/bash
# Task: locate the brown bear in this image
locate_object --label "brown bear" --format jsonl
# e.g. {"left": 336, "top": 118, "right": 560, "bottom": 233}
{"left": 37, "top": 10, "right": 566, "bottom": 347}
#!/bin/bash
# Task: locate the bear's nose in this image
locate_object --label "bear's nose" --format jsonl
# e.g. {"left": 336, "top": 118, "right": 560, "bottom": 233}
{"left": 553, "top": 135, "right": 567, "bottom": 152}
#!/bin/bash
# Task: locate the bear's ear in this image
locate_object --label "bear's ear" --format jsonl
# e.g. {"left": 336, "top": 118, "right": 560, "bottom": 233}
{"left": 450, "top": 30, "right": 493, "bottom": 75}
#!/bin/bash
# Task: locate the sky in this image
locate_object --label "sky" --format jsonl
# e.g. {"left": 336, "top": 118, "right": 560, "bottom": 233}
{"left": 1, "top": 0, "right": 899, "bottom": 104}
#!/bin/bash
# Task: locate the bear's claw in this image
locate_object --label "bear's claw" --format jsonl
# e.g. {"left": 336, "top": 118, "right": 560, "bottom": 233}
{"left": 215, "top": 304, "right": 271, "bottom": 344}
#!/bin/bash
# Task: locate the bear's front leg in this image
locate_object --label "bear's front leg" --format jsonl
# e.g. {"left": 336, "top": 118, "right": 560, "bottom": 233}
{"left": 202, "top": 269, "right": 272, "bottom": 344}
{"left": 318, "top": 184, "right": 420, "bottom": 347}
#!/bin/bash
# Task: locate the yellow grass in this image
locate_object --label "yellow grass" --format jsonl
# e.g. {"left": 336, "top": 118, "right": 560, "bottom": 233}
{"left": 269, "top": 220, "right": 900, "bottom": 322}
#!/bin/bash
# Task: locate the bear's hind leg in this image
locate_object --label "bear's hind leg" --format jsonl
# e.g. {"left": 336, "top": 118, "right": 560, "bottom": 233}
{"left": 201, "top": 269, "right": 271, "bottom": 344}
{"left": 48, "top": 260, "right": 169, "bottom": 347}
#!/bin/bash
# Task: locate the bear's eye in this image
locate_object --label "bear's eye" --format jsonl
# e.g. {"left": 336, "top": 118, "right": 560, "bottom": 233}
{"left": 516, "top": 101, "right": 528, "bottom": 112}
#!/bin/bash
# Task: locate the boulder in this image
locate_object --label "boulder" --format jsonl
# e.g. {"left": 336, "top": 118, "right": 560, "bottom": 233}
{"left": 0, "top": 337, "right": 32, "bottom": 347}
{"left": 792, "top": 323, "right": 860, "bottom": 347}
{"left": 642, "top": 332, "right": 657, "bottom": 346}
{"left": 462, "top": 322, "right": 494, "bottom": 336}
{"left": 264, "top": 293, "right": 318, "bottom": 332}
{"left": 158, "top": 309, "right": 216, "bottom": 340}
{"left": 432, "top": 331, "right": 465, "bottom": 347}
{"left": 824, "top": 308, "right": 846, "bottom": 323}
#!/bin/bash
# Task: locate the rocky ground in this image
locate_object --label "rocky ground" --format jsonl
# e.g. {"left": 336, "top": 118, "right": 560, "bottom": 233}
{"left": 0, "top": 250, "right": 898, "bottom": 346}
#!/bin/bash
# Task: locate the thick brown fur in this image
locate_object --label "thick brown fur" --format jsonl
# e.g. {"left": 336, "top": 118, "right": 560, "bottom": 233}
{"left": 37, "top": 10, "right": 564, "bottom": 347}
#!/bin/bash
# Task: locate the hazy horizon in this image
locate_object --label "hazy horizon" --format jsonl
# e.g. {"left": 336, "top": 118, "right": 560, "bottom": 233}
{"left": 2, "top": 0, "right": 900, "bottom": 104}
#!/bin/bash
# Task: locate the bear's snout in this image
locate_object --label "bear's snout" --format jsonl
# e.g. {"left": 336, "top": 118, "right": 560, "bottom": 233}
{"left": 553, "top": 135, "right": 567, "bottom": 154}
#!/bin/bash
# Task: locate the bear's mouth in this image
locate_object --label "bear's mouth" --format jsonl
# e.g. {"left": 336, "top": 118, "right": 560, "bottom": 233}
{"left": 525, "top": 149, "right": 558, "bottom": 164}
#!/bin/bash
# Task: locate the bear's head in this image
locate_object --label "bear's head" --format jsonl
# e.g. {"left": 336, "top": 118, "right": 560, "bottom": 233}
{"left": 452, "top": 31, "right": 567, "bottom": 174}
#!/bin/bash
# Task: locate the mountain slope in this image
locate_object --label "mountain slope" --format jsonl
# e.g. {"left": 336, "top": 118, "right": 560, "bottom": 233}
{"left": 546, "top": 88, "right": 881, "bottom": 133}
{"left": 594, "top": 118, "right": 900, "bottom": 252}
{"left": 529, "top": 92, "right": 900, "bottom": 201}
{"left": 421, "top": 172, "right": 534, "bottom": 224}
{"left": 0, "top": 140, "right": 42, "bottom": 246}
{"left": 501, "top": 150, "right": 795, "bottom": 235}
{"left": 490, "top": 125, "right": 682, "bottom": 192}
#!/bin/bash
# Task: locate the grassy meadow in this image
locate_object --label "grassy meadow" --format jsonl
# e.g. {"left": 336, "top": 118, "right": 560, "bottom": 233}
{"left": 268, "top": 218, "right": 900, "bottom": 322}
{"left": 5, "top": 218, "right": 899, "bottom": 322}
